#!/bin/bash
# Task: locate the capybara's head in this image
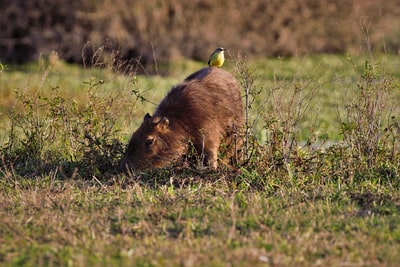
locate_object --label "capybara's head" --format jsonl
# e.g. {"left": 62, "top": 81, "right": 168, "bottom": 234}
{"left": 119, "top": 113, "right": 184, "bottom": 171}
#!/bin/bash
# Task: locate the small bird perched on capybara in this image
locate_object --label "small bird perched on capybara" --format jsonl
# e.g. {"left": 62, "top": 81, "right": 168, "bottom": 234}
{"left": 119, "top": 67, "right": 243, "bottom": 171}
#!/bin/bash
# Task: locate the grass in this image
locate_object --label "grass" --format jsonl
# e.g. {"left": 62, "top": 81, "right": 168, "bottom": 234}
{"left": 1, "top": 52, "right": 400, "bottom": 266}
{"left": 1, "top": 172, "right": 399, "bottom": 266}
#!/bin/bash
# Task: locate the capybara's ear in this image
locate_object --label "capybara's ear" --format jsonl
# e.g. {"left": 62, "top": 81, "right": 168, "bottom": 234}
{"left": 156, "top": 117, "right": 169, "bottom": 130}
{"left": 144, "top": 113, "right": 152, "bottom": 121}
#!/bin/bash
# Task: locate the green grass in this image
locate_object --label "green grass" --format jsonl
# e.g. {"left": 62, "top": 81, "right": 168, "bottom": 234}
{"left": 1, "top": 53, "right": 400, "bottom": 266}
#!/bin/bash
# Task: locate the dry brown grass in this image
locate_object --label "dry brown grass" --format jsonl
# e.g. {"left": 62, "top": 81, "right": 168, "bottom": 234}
{"left": 1, "top": 0, "right": 399, "bottom": 67}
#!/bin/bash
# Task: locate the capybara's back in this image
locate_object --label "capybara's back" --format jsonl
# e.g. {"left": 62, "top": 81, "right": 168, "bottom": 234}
{"left": 119, "top": 67, "right": 243, "bottom": 171}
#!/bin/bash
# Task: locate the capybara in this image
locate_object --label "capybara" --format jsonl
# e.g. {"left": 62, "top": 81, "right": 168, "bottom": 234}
{"left": 119, "top": 67, "right": 243, "bottom": 171}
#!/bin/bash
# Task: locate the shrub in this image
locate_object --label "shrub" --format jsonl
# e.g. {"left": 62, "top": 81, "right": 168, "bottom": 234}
{"left": 337, "top": 57, "right": 399, "bottom": 181}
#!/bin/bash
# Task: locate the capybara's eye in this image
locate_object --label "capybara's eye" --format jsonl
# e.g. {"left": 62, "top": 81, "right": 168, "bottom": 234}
{"left": 145, "top": 137, "right": 154, "bottom": 147}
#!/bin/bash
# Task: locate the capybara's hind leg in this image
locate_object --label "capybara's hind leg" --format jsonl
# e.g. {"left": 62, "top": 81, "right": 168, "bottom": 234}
{"left": 203, "top": 138, "right": 220, "bottom": 169}
{"left": 204, "top": 149, "right": 218, "bottom": 169}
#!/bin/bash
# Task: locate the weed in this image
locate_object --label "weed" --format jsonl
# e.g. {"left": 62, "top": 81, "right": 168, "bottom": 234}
{"left": 234, "top": 54, "right": 263, "bottom": 167}
{"left": 339, "top": 57, "right": 398, "bottom": 172}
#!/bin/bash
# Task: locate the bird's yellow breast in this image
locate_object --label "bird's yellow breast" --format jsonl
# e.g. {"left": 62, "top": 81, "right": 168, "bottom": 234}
{"left": 208, "top": 51, "right": 225, "bottom": 67}
{"left": 213, "top": 54, "right": 224, "bottom": 67}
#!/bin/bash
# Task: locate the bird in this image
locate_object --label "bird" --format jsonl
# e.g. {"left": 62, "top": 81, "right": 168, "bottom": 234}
{"left": 208, "top": 47, "right": 225, "bottom": 67}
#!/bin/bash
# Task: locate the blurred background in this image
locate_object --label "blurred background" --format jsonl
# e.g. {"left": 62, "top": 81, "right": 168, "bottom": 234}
{"left": 1, "top": 0, "right": 399, "bottom": 68}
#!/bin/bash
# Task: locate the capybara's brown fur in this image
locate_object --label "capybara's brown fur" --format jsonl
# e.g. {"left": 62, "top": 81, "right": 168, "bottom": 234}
{"left": 119, "top": 67, "right": 243, "bottom": 171}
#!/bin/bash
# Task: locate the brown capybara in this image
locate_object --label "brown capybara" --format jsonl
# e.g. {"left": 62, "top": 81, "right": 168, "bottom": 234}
{"left": 119, "top": 67, "right": 243, "bottom": 171}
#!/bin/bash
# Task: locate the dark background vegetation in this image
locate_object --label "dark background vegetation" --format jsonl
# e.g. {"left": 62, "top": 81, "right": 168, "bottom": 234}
{"left": 1, "top": 0, "right": 399, "bottom": 66}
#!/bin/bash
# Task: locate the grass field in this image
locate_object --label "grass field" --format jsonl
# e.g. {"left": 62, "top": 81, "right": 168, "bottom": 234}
{"left": 1, "top": 53, "right": 400, "bottom": 266}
